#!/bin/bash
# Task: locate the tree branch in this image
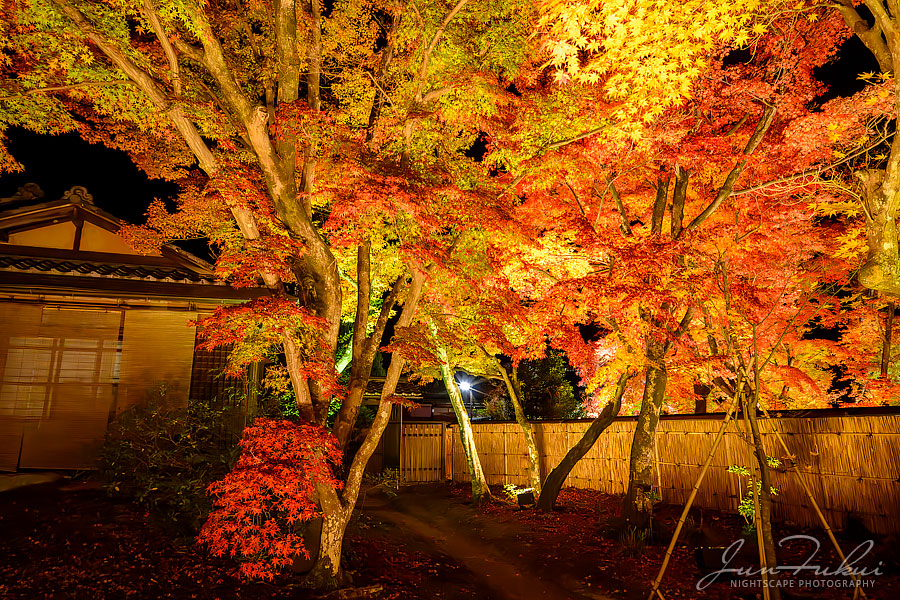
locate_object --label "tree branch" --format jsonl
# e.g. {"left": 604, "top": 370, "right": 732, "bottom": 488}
{"left": 50, "top": 0, "right": 283, "bottom": 291}
{"left": 414, "top": 0, "right": 469, "bottom": 103}
{"left": 683, "top": 104, "right": 776, "bottom": 234}
{"left": 859, "top": 0, "right": 900, "bottom": 70}
{"left": 670, "top": 166, "right": 689, "bottom": 240}
{"left": 607, "top": 177, "right": 633, "bottom": 236}
{"left": 651, "top": 176, "right": 669, "bottom": 236}
{"left": 49, "top": 0, "right": 220, "bottom": 172}
{"left": 142, "top": 0, "right": 181, "bottom": 96}
{"left": 0, "top": 80, "right": 133, "bottom": 99}
{"left": 350, "top": 241, "right": 373, "bottom": 375}
{"left": 403, "top": 0, "right": 469, "bottom": 166}
{"left": 366, "top": 11, "right": 400, "bottom": 147}
{"left": 342, "top": 269, "right": 425, "bottom": 511}
{"left": 299, "top": 0, "right": 323, "bottom": 215}
{"left": 545, "top": 125, "right": 607, "bottom": 151}
{"left": 275, "top": 0, "right": 301, "bottom": 188}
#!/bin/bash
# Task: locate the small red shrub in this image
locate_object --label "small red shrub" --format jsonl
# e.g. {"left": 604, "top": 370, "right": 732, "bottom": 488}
{"left": 198, "top": 419, "right": 343, "bottom": 580}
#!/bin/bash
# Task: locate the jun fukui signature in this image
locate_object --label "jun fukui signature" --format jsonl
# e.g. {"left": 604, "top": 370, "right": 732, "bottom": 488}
{"left": 696, "top": 534, "right": 884, "bottom": 590}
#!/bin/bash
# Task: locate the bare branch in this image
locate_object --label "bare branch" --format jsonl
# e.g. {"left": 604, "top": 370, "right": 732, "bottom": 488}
{"left": 650, "top": 176, "right": 668, "bottom": 236}
{"left": 607, "top": 177, "right": 633, "bottom": 236}
{"left": 670, "top": 166, "right": 689, "bottom": 240}
{"left": 421, "top": 85, "right": 454, "bottom": 103}
{"left": 413, "top": 0, "right": 469, "bottom": 103}
{"left": 683, "top": 104, "right": 776, "bottom": 234}
{"left": 142, "top": 0, "right": 181, "bottom": 96}
{"left": 366, "top": 12, "right": 400, "bottom": 146}
{"left": 545, "top": 124, "right": 608, "bottom": 150}
{"left": 563, "top": 179, "right": 586, "bottom": 217}
{"left": 172, "top": 38, "right": 203, "bottom": 62}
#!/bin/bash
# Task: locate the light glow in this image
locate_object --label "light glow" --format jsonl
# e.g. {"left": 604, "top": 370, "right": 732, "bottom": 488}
{"left": 458, "top": 381, "right": 471, "bottom": 392}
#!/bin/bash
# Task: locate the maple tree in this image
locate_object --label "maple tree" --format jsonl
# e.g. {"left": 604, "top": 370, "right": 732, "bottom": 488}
{"left": 481, "top": 6, "right": 890, "bottom": 527}
{"left": 386, "top": 236, "right": 525, "bottom": 505}
{"left": 684, "top": 217, "right": 846, "bottom": 598}
{"left": 0, "top": 0, "right": 540, "bottom": 587}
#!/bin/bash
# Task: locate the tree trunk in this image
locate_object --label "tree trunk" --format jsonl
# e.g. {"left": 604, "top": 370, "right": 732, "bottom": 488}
{"left": 304, "top": 484, "right": 351, "bottom": 590}
{"left": 496, "top": 360, "right": 542, "bottom": 495}
{"left": 305, "top": 270, "right": 425, "bottom": 586}
{"left": 535, "top": 372, "right": 629, "bottom": 511}
{"left": 623, "top": 339, "right": 668, "bottom": 530}
{"left": 882, "top": 301, "right": 895, "bottom": 379}
{"left": 435, "top": 342, "right": 491, "bottom": 504}
{"left": 746, "top": 396, "right": 781, "bottom": 599}
{"left": 859, "top": 206, "right": 900, "bottom": 295}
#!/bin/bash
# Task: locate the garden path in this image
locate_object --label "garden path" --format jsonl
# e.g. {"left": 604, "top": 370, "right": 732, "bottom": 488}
{"left": 358, "top": 484, "right": 613, "bottom": 600}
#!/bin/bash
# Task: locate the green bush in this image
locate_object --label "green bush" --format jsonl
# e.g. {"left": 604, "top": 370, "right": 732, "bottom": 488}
{"left": 99, "top": 399, "right": 241, "bottom": 534}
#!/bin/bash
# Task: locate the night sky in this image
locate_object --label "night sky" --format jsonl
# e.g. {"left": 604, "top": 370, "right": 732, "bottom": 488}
{"left": 0, "top": 128, "right": 179, "bottom": 224}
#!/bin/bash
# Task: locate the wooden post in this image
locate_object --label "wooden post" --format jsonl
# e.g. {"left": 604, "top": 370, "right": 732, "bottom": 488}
{"left": 503, "top": 425, "right": 508, "bottom": 484}
{"left": 444, "top": 425, "right": 453, "bottom": 480}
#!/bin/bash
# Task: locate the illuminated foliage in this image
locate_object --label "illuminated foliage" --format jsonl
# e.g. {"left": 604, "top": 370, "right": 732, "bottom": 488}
{"left": 199, "top": 419, "right": 343, "bottom": 581}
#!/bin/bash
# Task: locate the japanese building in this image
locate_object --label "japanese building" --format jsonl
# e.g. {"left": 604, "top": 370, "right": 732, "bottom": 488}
{"left": 0, "top": 185, "right": 262, "bottom": 471}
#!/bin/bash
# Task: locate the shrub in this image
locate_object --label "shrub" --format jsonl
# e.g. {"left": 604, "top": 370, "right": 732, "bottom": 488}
{"left": 198, "top": 419, "right": 343, "bottom": 581}
{"left": 727, "top": 457, "right": 781, "bottom": 533}
{"left": 99, "top": 399, "right": 240, "bottom": 534}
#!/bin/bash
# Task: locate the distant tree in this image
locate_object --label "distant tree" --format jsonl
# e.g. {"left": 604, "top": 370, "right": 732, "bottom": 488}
{"left": 514, "top": 349, "right": 581, "bottom": 420}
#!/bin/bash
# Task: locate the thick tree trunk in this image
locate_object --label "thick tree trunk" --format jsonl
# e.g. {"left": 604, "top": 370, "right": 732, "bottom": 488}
{"left": 623, "top": 339, "right": 668, "bottom": 530}
{"left": 536, "top": 372, "right": 629, "bottom": 511}
{"left": 304, "top": 484, "right": 351, "bottom": 590}
{"left": 859, "top": 206, "right": 900, "bottom": 295}
{"left": 495, "top": 360, "right": 542, "bottom": 495}
{"left": 305, "top": 271, "right": 425, "bottom": 587}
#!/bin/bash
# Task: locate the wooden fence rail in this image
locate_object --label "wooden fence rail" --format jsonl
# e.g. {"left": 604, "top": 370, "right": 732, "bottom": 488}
{"left": 444, "top": 411, "right": 900, "bottom": 536}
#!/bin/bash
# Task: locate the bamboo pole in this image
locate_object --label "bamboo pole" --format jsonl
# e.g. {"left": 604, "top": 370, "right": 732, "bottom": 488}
{"left": 759, "top": 407, "right": 869, "bottom": 600}
{"left": 645, "top": 399, "right": 738, "bottom": 600}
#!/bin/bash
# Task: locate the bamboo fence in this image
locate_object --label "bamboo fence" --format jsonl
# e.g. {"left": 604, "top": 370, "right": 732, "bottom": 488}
{"left": 445, "top": 411, "right": 900, "bottom": 535}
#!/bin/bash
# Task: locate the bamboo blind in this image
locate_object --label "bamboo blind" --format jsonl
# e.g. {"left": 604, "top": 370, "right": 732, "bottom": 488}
{"left": 0, "top": 303, "right": 42, "bottom": 470}
{"left": 447, "top": 414, "right": 900, "bottom": 536}
{"left": 117, "top": 309, "right": 197, "bottom": 415}
{"left": 0, "top": 304, "right": 122, "bottom": 469}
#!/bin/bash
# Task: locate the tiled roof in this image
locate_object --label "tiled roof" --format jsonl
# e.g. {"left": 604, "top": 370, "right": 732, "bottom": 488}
{"left": 0, "top": 253, "right": 215, "bottom": 283}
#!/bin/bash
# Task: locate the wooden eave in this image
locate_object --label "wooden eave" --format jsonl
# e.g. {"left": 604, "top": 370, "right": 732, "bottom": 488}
{"left": 0, "top": 199, "right": 120, "bottom": 236}
{"left": 1, "top": 243, "right": 193, "bottom": 268}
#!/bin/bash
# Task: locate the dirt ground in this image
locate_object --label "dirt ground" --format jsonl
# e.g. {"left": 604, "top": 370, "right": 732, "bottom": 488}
{"left": 0, "top": 477, "right": 897, "bottom": 599}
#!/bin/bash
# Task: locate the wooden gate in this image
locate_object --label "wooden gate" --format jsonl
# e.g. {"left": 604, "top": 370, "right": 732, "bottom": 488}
{"left": 399, "top": 422, "right": 445, "bottom": 484}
